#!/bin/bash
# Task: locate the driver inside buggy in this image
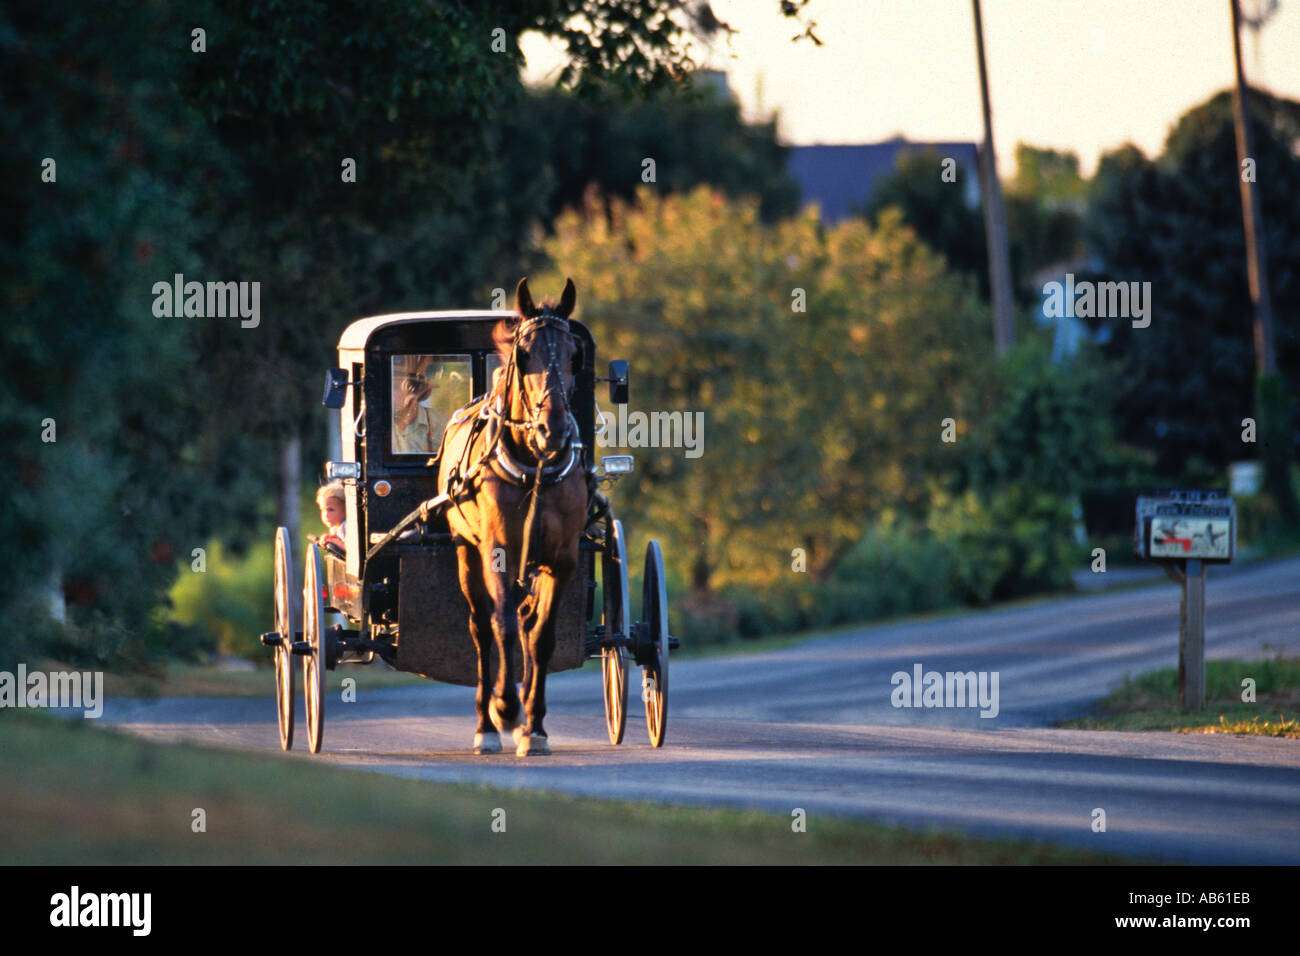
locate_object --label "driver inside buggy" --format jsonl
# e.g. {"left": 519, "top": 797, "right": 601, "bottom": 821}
{"left": 390, "top": 354, "right": 472, "bottom": 456}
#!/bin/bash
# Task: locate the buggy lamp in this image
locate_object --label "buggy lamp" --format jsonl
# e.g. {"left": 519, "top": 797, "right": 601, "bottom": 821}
{"left": 599, "top": 455, "right": 634, "bottom": 476}
{"left": 326, "top": 461, "right": 361, "bottom": 480}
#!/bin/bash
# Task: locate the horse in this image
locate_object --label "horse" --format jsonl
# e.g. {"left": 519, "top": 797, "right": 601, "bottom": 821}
{"left": 436, "top": 277, "right": 590, "bottom": 756}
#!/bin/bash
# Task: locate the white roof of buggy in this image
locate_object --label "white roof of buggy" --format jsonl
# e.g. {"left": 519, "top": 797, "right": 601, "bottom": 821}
{"left": 337, "top": 310, "right": 512, "bottom": 351}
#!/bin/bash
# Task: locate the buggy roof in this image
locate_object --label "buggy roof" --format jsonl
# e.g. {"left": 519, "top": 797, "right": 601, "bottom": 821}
{"left": 338, "top": 311, "right": 512, "bottom": 351}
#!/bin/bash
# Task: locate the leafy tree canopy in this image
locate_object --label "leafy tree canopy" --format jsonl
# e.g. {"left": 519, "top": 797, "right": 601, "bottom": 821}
{"left": 1084, "top": 89, "right": 1300, "bottom": 476}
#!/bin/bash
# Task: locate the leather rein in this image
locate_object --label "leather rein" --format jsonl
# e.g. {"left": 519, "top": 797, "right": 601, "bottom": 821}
{"left": 439, "top": 311, "right": 586, "bottom": 587}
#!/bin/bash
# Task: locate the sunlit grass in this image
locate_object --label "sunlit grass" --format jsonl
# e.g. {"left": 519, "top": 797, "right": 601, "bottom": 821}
{"left": 1, "top": 711, "right": 1130, "bottom": 865}
{"left": 1058, "top": 657, "right": 1300, "bottom": 737}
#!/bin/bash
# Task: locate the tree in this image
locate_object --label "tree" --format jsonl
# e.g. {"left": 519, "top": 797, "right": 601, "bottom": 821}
{"left": 0, "top": 0, "right": 235, "bottom": 665}
{"left": 863, "top": 144, "right": 1087, "bottom": 305}
{"left": 861, "top": 149, "right": 989, "bottom": 297}
{"left": 1084, "top": 90, "right": 1300, "bottom": 481}
{"left": 504, "top": 80, "right": 800, "bottom": 229}
{"left": 178, "top": 0, "right": 816, "bottom": 535}
{"left": 1004, "top": 144, "right": 1087, "bottom": 286}
{"left": 532, "top": 187, "right": 991, "bottom": 594}
{"left": 1, "top": 0, "right": 820, "bottom": 665}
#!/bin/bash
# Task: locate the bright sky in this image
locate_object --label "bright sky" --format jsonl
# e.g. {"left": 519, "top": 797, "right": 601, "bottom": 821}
{"left": 521, "top": 0, "right": 1300, "bottom": 176}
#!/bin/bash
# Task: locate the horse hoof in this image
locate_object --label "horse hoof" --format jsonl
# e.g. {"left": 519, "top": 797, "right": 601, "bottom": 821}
{"left": 516, "top": 734, "right": 550, "bottom": 757}
{"left": 473, "top": 732, "right": 501, "bottom": 755}
{"left": 512, "top": 725, "right": 527, "bottom": 746}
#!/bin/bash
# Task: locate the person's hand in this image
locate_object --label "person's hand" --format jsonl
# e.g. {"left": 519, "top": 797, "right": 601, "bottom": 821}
{"left": 323, "top": 533, "right": 345, "bottom": 551}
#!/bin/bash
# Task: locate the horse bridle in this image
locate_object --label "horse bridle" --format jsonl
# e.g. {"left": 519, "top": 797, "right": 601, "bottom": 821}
{"left": 439, "top": 308, "right": 596, "bottom": 589}
{"left": 497, "top": 310, "right": 577, "bottom": 456}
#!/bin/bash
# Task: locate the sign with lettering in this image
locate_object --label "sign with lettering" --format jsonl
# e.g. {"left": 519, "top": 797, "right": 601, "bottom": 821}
{"left": 1135, "top": 492, "right": 1235, "bottom": 562}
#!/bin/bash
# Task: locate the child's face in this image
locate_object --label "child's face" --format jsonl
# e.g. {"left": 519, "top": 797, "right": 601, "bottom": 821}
{"left": 320, "top": 497, "right": 345, "bottom": 528}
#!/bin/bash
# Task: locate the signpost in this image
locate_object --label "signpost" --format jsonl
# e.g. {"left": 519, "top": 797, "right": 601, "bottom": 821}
{"left": 1134, "top": 491, "right": 1236, "bottom": 711}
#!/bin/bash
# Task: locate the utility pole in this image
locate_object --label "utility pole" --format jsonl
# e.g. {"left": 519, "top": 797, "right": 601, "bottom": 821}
{"left": 1230, "top": 0, "right": 1276, "bottom": 376}
{"left": 972, "top": 0, "right": 1015, "bottom": 356}
{"left": 1229, "top": 0, "right": 1296, "bottom": 523}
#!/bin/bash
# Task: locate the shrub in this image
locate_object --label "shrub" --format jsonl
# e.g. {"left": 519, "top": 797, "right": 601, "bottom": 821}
{"left": 928, "top": 485, "right": 1080, "bottom": 604}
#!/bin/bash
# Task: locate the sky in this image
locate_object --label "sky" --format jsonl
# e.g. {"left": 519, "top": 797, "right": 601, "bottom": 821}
{"left": 520, "top": 0, "right": 1300, "bottom": 176}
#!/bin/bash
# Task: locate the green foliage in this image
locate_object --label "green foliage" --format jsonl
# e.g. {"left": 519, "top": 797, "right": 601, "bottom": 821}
{"left": 170, "top": 542, "right": 272, "bottom": 664}
{"left": 1085, "top": 90, "right": 1300, "bottom": 480}
{"left": 1004, "top": 145, "right": 1087, "bottom": 290}
{"left": 692, "top": 519, "right": 986, "bottom": 643}
{"left": 1235, "top": 461, "right": 1300, "bottom": 552}
{"left": 1008, "top": 144, "right": 1086, "bottom": 204}
{"left": 860, "top": 144, "right": 1087, "bottom": 304}
{"left": 927, "top": 484, "right": 1080, "bottom": 604}
{"left": 0, "top": 0, "right": 236, "bottom": 667}
{"left": 1255, "top": 372, "right": 1298, "bottom": 525}
{"left": 2, "top": 0, "right": 812, "bottom": 669}
{"left": 533, "top": 187, "right": 991, "bottom": 597}
{"left": 1066, "top": 655, "right": 1300, "bottom": 734}
{"left": 962, "top": 339, "right": 1118, "bottom": 495}
{"left": 1111, "top": 655, "right": 1300, "bottom": 703}
{"left": 936, "top": 338, "right": 1130, "bottom": 602}
{"left": 861, "top": 149, "right": 988, "bottom": 295}
{"left": 831, "top": 526, "right": 958, "bottom": 617}
{"left": 506, "top": 82, "right": 800, "bottom": 228}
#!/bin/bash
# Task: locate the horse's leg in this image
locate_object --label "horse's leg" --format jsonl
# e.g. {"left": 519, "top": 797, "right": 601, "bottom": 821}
{"left": 480, "top": 546, "right": 523, "bottom": 735}
{"left": 517, "top": 589, "right": 538, "bottom": 711}
{"left": 516, "top": 568, "right": 567, "bottom": 756}
{"left": 457, "top": 544, "right": 499, "bottom": 754}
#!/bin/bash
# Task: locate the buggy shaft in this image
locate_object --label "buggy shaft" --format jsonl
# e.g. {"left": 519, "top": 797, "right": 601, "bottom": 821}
{"left": 364, "top": 493, "right": 450, "bottom": 562}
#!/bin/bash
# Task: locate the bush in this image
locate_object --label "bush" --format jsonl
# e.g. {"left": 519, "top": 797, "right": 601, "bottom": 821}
{"left": 832, "top": 526, "right": 957, "bottom": 618}
{"left": 169, "top": 540, "right": 273, "bottom": 664}
{"left": 679, "top": 526, "right": 959, "bottom": 645}
{"left": 928, "top": 484, "right": 1081, "bottom": 604}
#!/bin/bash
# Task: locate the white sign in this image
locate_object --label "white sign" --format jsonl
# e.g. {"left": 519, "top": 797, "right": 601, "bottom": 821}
{"left": 1149, "top": 517, "right": 1232, "bottom": 560}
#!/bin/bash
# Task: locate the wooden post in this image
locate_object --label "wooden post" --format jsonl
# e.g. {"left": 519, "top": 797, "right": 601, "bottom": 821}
{"left": 971, "top": 0, "right": 1016, "bottom": 356}
{"left": 1229, "top": 0, "right": 1275, "bottom": 376}
{"left": 1179, "top": 559, "right": 1207, "bottom": 711}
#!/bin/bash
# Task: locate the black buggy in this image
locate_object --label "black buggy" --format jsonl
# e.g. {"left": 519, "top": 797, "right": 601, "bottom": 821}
{"left": 260, "top": 311, "right": 675, "bottom": 753}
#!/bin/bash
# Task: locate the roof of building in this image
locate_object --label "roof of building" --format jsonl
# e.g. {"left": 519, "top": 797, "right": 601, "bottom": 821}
{"left": 788, "top": 139, "right": 981, "bottom": 224}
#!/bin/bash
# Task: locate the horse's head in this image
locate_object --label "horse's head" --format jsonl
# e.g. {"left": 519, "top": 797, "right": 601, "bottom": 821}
{"left": 495, "top": 277, "right": 582, "bottom": 463}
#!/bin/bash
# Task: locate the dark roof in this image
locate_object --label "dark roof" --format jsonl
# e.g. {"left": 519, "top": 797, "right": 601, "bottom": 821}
{"left": 788, "top": 140, "right": 981, "bottom": 224}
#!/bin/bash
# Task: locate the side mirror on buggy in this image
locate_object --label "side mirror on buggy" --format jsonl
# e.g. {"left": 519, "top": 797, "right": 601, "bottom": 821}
{"left": 322, "top": 367, "right": 348, "bottom": 409}
{"left": 607, "top": 360, "right": 629, "bottom": 405}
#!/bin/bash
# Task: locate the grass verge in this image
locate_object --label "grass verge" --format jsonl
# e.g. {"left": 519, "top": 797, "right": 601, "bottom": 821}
{"left": 1056, "top": 657, "right": 1300, "bottom": 737}
{"left": 1, "top": 710, "right": 1127, "bottom": 865}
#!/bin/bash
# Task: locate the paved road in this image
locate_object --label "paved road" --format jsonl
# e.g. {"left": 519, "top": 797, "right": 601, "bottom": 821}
{"left": 105, "top": 557, "right": 1300, "bottom": 863}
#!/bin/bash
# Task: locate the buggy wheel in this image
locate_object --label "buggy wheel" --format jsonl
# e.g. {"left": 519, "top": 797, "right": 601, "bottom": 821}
{"left": 273, "top": 527, "right": 297, "bottom": 751}
{"left": 640, "top": 540, "right": 669, "bottom": 748}
{"left": 601, "top": 519, "right": 631, "bottom": 744}
{"left": 302, "top": 542, "right": 326, "bottom": 754}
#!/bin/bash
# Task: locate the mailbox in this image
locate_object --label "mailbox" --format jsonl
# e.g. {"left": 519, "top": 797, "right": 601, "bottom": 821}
{"left": 1134, "top": 490, "right": 1235, "bottom": 563}
{"left": 1133, "top": 489, "right": 1233, "bottom": 713}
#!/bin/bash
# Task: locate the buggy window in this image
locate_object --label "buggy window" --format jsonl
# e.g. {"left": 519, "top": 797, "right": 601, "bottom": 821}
{"left": 486, "top": 353, "right": 504, "bottom": 394}
{"left": 390, "top": 354, "right": 472, "bottom": 455}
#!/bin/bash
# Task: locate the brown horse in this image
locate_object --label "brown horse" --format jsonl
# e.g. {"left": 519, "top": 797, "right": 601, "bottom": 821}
{"left": 436, "top": 277, "right": 589, "bottom": 756}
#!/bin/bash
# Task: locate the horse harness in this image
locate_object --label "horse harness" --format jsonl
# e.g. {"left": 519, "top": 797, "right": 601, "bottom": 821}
{"left": 435, "top": 310, "right": 607, "bottom": 586}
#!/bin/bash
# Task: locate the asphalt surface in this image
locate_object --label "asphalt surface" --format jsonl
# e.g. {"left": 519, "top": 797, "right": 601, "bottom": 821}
{"left": 104, "top": 557, "right": 1300, "bottom": 864}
